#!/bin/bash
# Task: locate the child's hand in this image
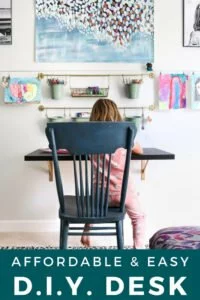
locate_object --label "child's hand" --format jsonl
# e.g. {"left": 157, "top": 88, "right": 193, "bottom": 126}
{"left": 132, "top": 143, "right": 143, "bottom": 154}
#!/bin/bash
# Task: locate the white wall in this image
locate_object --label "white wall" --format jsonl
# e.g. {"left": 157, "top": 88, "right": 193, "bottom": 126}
{"left": 0, "top": 0, "right": 200, "bottom": 245}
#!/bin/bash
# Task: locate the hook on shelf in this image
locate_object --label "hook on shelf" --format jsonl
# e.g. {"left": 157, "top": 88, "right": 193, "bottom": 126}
{"left": 38, "top": 105, "right": 45, "bottom": 111}
{"left": 37, "top": 73, "right": 45, "bottom": 80}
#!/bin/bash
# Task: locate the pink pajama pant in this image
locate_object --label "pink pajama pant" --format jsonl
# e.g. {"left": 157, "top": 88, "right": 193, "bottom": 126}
{"left": 110, "top": 186, "right": 146, "bottom": 249}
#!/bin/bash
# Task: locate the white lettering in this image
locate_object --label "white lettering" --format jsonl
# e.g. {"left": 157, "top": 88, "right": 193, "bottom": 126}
{"left": 65, "top": 277, "right": 83, "bottom": 295}
{"left": 33, "top": 257, "right": 41, "bottom": 267}
{"left": 129, "top": 277, "right": 144, "bottom": 295}
{"left": 148, "top": 257, "right": 155, "bottom": 267}
{"left": 170, "top": 277, "right": 187, "bottom": 295}
{"left": 149, "top": 277, "right": 164, "bottom": 296}
{"left": 24, "top": 257, "right": 32, "bottom": 267}
{"left": 11, "top": 257, "right": 21, "bottom": 267}
{"left": 46, "top": 277, "right": 52, "bottom": 296}
{"left": 106, "top": 277, "right": 124, "bottom": 295}
{"left": 181, "top": 257, "right": 189, "bottom": 267}
{"left": 57, "top": 257, "right": 65, "bottom": 267}
{"left": 69, "top": 257, "right": 78, "bottom": 267}
{"left": 14, "top": 277, "right": 32, "bottom": 296}
{"left": 43, "top": 257, "right": 54, "bottom": 267}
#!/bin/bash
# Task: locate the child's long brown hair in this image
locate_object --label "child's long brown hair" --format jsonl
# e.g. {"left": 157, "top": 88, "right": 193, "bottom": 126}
{"left": 90, "top": 99, "right": 122, "bottom": 121}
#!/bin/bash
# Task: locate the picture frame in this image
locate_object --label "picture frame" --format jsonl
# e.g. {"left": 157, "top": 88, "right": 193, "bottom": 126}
{"left": 0, "top": 0, "right": 12, "bottom": 45}
{"left": 183, "top": 0, "right": 200, "bottom": 47}
{"left": 35, "top": 0, "right": 154, "bottom": 63}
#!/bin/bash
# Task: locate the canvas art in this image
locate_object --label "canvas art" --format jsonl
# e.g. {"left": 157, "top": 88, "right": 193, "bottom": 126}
{"left": 183, "top": 0, "right": 200, "bottom": 47}
{"left": 35, "top": 0, "right": 154, "bottom": 62}
{"left": 0, "top": 0, "right": 12, "bottom": 45}
{"left": 159, "top": 74, "right": 188, "bottom": 110}
{"left": 4, "top": 78, "right": 41, "bottom": 104}
{"left": 191, "top": 73, "right": 200, "bottom": 109}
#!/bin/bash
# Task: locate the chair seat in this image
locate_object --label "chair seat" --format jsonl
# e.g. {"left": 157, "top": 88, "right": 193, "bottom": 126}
{"left": 149, "top": 226, "right": 200, "bottom": 249}
{"left": 59, "top": 195, "right": 125, "bottom": 223}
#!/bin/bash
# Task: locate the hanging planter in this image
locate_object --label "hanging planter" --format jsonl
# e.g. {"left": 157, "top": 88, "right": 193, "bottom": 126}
{"left": 124, "top": 116, "right": 141, "bottom": 129}
{"left": 48, "top": 78, "right": 65, "bottom": 100}
{"left": 126, "top": 79, "right": 143, "bottom": 99}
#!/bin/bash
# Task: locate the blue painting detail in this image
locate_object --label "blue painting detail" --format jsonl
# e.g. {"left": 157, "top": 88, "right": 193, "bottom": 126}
{"left": 35, "top": 0, "right": 154, "bottom": 63}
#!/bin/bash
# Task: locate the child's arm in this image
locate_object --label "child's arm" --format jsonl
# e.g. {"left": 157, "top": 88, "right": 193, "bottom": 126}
{"left": 132, "top": 143, "right": 143, "bottom": 154}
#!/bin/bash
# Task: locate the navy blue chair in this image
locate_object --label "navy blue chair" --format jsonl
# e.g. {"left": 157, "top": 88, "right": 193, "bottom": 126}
{"left": 46, "top": 122, "right": 136, "bottom": 249}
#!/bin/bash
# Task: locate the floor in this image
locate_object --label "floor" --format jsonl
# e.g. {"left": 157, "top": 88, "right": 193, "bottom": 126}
{"left": 0, "top": 232, "right": 132, "bottom": 248}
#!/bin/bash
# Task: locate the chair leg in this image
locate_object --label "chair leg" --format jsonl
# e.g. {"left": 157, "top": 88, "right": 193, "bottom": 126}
{"left": 116, "top": 221, "right": 124, "bottom": 249}
{"left": 60, "top": 219, "right": 69, "bottom": 249}
{"left": 122, "top": 221, "right": 124, "bottom": 240}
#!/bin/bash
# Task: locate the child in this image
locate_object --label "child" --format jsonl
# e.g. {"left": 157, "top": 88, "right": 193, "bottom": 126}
{"left": 81, "top": 99, "right": 145, "bottom": 249}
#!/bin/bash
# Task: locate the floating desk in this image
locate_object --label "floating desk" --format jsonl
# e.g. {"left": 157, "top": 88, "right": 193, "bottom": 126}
{"left": 24, "top": 148, "right": 175, "bottom": 182}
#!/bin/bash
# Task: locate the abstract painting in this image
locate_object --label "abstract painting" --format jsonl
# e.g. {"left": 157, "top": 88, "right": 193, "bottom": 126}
{"left": 159, "top": 74, "right": 188, "bottom": 110}
{"left": 35, "top": 0, "right": 154, "bottom": 62}
{"left": 191, "top": 73, "right": 200, "bottom": 109}
{"left": 0, "top": 0, "right": 12, "bottom": 45}
{"left": 183, "top": 0, "right": 200, "bottom": 47}
{"left": 4, "top": 78, "right": 41, "bottom": 104}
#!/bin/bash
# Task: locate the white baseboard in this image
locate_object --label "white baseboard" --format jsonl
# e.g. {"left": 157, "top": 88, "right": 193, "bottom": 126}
{"left": 0, "top": 220, "right": 60, "bottom": 232}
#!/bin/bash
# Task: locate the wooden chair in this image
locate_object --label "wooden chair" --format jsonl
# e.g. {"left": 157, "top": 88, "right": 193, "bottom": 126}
{"left": 46, "top": 122, "right": 136, "bottom": 249}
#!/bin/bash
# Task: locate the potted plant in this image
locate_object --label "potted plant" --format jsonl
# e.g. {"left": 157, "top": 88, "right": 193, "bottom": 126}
{"left": 48, "top": 78, "right": 65, "bottom": 100}
{"left": 126, "top": 79, "right": 143, "bottom": 99}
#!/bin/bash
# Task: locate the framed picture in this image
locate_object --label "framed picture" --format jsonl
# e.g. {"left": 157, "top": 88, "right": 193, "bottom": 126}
{"left": 0, "top": 0, "right": 12, "bottom": 45}
{"left": 35, "top": 0, "right": 154, "bottom": 63}
{"left": 183, "top": 0, "right": 200, "bottom": 47}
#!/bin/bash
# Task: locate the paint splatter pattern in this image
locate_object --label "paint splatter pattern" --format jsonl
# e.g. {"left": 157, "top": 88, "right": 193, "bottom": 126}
{"left": 36, "top": 0, "right": 154, "bottom": 48}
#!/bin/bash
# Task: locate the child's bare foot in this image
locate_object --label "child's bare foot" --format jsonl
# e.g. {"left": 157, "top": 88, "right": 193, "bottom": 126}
{"left": 81, "top": 235, "right": 91, "bottom": 247}
{"left": 81, "top": 224, "right": 91, "bottom": 247}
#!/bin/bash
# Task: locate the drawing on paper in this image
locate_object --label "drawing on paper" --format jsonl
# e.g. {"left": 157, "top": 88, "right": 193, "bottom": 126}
{"left": 191, "top": 73, "right": 200, "bottom": 109}
{"left": 4, "top": 78, "right": 41, "bottom": 103}
{"left": 159, "top": 74, "right": 188, "bottom": 110}
{"left": 35, "top": 0, "right": 154, "bottom": 62}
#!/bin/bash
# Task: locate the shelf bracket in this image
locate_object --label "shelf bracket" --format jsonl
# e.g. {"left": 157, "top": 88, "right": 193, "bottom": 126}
{"left": 48, "top": 161, "right": 53, "bottom": 182}
{"left": 141, "top": 160, "right": 149, "bottom": 180}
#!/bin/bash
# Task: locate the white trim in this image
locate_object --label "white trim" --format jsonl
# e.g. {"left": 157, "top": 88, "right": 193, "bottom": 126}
{"left": 0, "top": 220, "right": 59, "bottom": 232}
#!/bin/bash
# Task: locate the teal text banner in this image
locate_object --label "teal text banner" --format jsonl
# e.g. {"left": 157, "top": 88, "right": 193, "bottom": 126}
{"left": 0, "top": 250, "right": 200, "bottom": 299}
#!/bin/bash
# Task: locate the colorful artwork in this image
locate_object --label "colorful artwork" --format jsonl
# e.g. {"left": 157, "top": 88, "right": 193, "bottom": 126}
{"left": 4, "top": 78, "right": 41, "bottom": 104}
{"left": 191, "top": 73, "right": 200, "bottom": 109}
{"left": 35, "top": 0, "right": 154, "bottom": 63}
{"left": 159, "top": 74, "right": 188, "bottom": 110}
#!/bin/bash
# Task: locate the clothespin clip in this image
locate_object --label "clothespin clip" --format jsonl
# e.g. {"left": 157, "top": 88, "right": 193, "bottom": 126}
{"left": 1, "top": 75, "right": 10, "bottom": 88}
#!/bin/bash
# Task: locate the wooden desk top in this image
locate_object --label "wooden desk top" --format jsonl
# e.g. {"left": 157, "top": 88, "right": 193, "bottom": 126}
{"left": 24, "top": 148, "right": 175, "bottom": 161}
